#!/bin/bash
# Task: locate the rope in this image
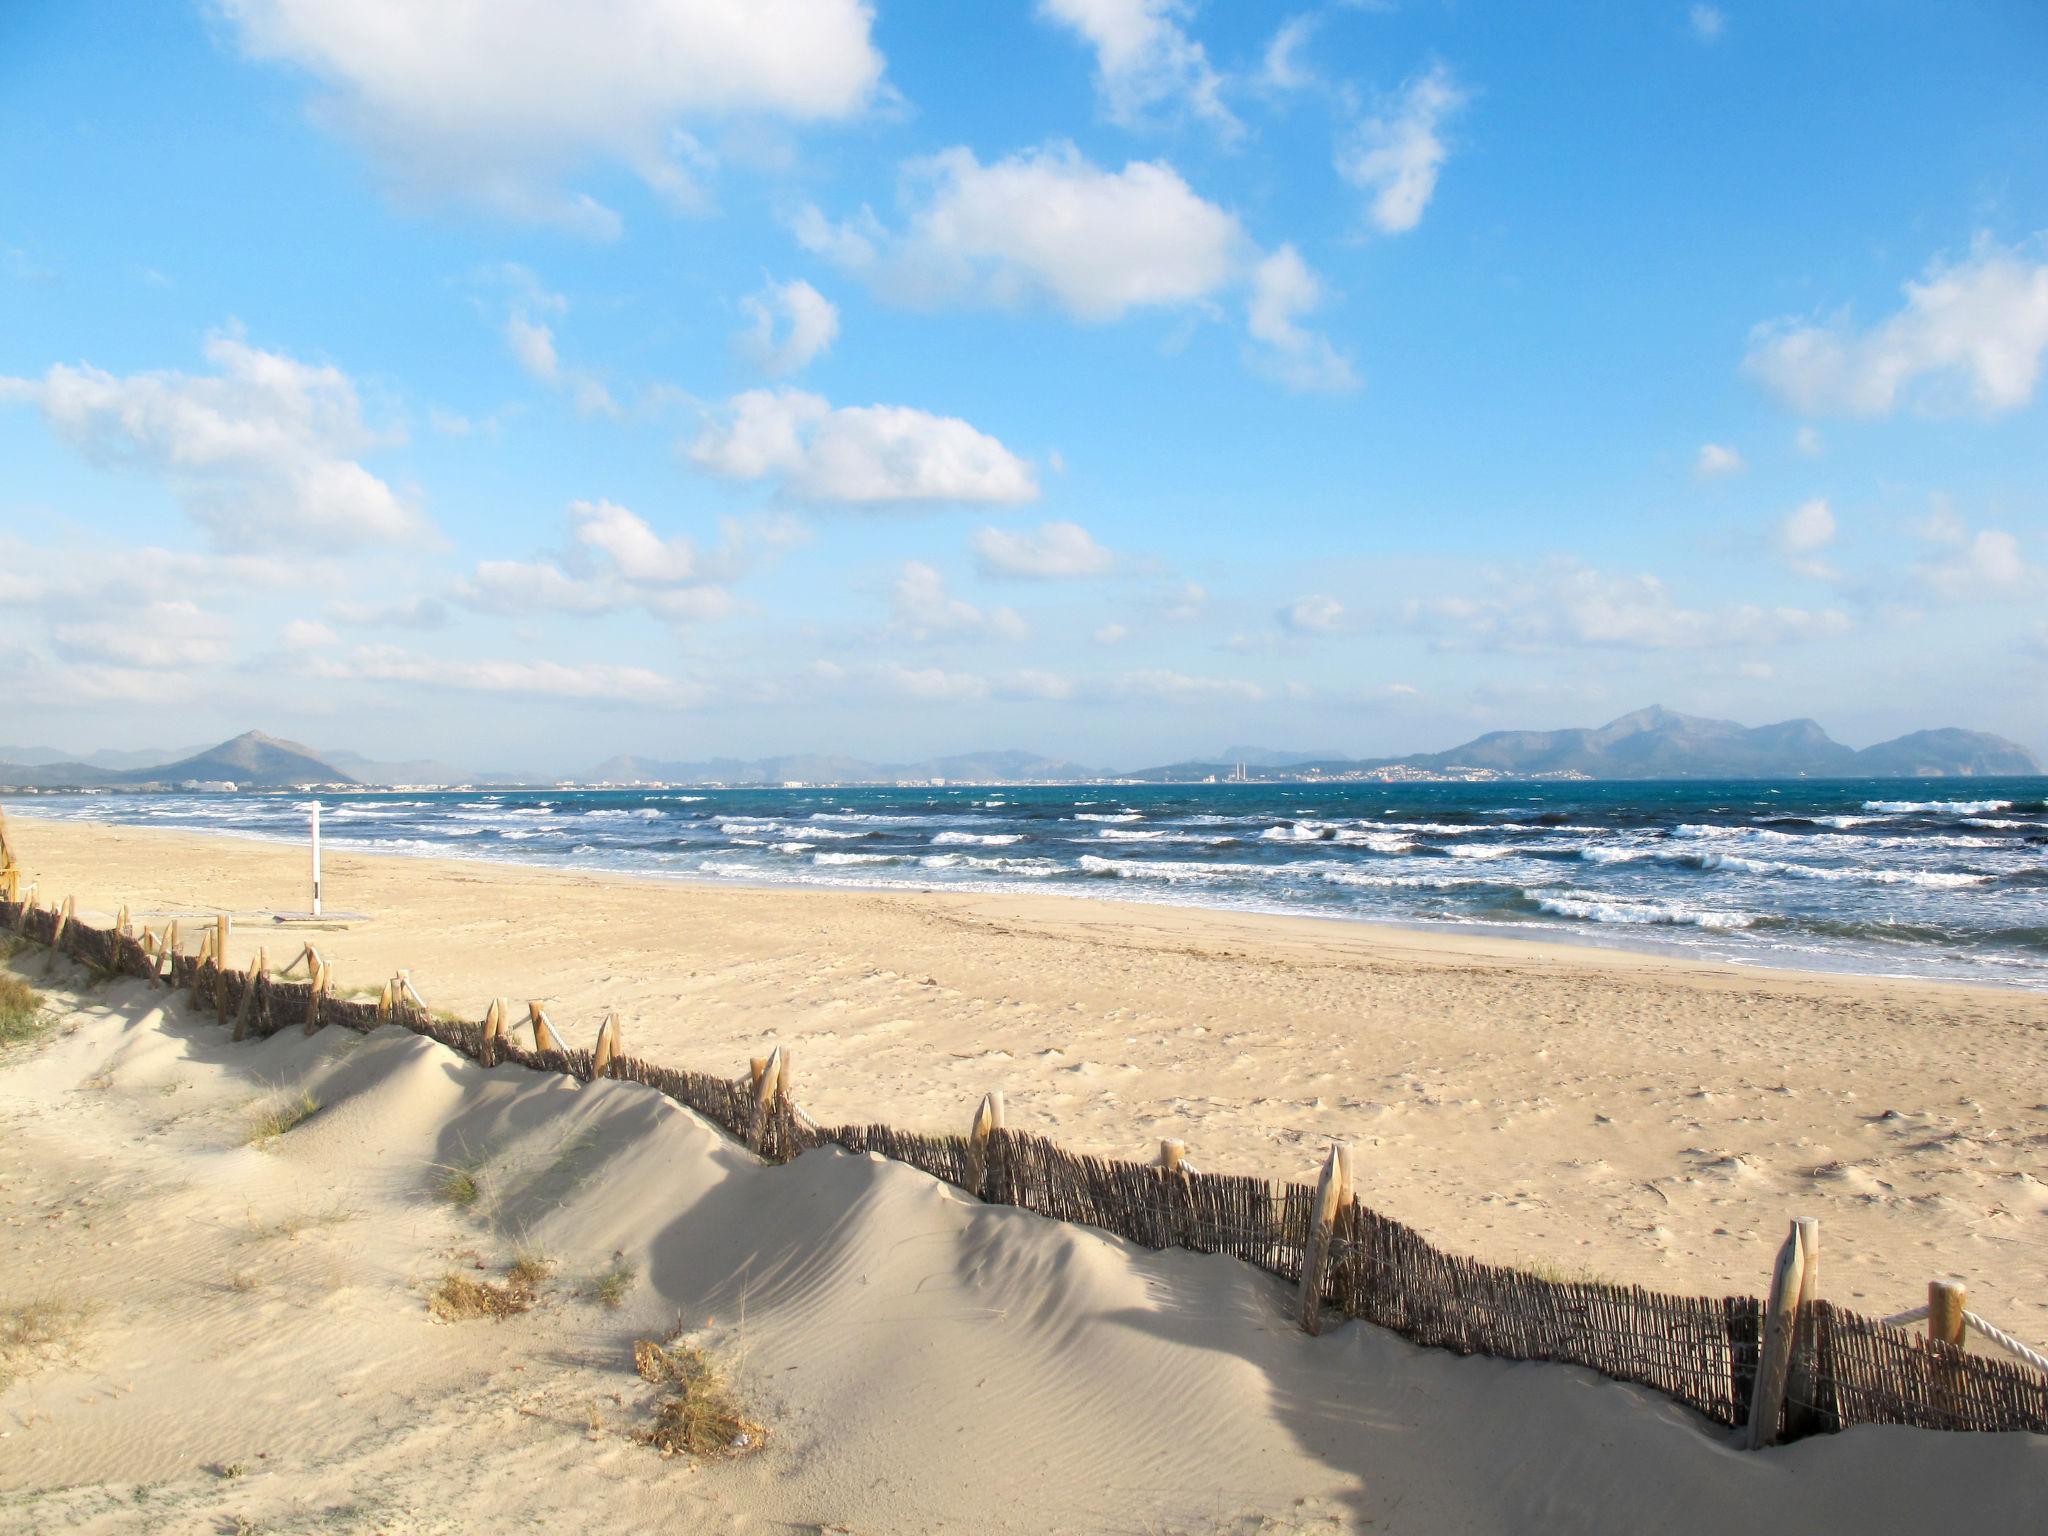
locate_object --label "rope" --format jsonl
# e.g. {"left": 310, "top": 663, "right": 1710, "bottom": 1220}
{"left": 1964, "top": 1310, "right": 2048, "bottom": 1377}
{"left": 1874, "top": 1303, "right": 2048, "bottom": 1376}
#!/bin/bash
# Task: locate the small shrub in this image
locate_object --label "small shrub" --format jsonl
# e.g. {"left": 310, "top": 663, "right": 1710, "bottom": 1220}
{"left": 634, "top": 1337, "right": 760, "bottom": 1458}
{"left": 508, "top": 1250, "right": 554, "bottom": 1290}
{"left": 0, "top": 972, "right": 51, "bottom": 1048}
{"left": 428, "top": 1270, "right": 536, "bottom": 1322}
{"left": 433, "top": 1158, "right": 485, "bottom": 1208}
{"left": 246, "top": 1088, "right": 320, "bottom": 1146}
{"left": 584, "top": 1257, "right": 637, "bottom": 1309}
{"left": 1, "top": 1296, "right": 95, "bottom": 1388}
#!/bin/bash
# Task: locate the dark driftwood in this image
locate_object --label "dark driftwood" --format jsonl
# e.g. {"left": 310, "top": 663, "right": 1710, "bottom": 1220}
{"left": 5, "top": 896, "right": 2043, "bottom": 1442}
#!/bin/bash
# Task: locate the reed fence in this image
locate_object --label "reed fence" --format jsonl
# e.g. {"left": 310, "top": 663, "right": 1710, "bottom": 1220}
{"left": 6, "top": 891, "right": 2046, "bottom": 1446}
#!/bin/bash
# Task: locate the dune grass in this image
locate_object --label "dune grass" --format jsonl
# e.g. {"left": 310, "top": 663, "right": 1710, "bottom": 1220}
{"left": 0, "top": 971, "right": 52, "bottom": 1049}
{"left": 245, "top": 1087, "right": 321, "bottom": 1146}
{"left": 0, "top": 1296, "right": 96, "bottom": 1389}
{"left": 634, "top": 1336, "right": 760, "bottom": 1458}
{"left": 428, "top": 1268, "right": 538, "bottom": 1322}
{"left": 583, "top": 1256, "right": 637, "bottom": 1309}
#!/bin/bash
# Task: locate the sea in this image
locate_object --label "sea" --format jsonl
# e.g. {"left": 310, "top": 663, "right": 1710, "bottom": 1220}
{"left": 16, "top": 778, "right": 2048, "bottom": 989}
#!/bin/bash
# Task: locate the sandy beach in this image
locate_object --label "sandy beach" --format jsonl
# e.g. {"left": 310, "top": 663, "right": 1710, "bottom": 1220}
{"left": 8, "top": 812, "right": 2046, "bottom": 1334}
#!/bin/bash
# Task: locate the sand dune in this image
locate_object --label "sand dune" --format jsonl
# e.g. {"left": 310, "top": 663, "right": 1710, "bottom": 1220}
{"left": 10, "top": 816, "right": 2047, "bottom": 1340}
{"left": 4, "top": 953, "right": 2045, "bottom": 1533}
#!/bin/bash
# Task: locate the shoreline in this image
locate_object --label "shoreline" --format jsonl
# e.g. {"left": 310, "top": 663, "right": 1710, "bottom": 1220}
{"left": 7, "top": 799, "right": 2039, "bottom": 995}
{"left": 7, "top": 813, "right": 2047, "bottom": 1319}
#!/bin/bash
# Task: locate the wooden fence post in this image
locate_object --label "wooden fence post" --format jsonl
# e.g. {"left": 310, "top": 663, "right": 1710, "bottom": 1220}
{"left": 234, "top": 946, "right": 267, "bottom": 1041}
{"left": 1298, "top": 1141, "right": 1354, "bottom": 1336}
{"left": 592, "top": 1012, "right": 620, "bottom": 1078}
{"left": 44, "top": 895, "right": 74, "bottom": 975}
{"left": 116, "top": 903, "right": 130, "bottom": 936}
{"left": 1158, "top": 1139, "right": 1187, "bottom": 1172}
{"left": 1928, "top": 1279, "right": 1967, "bottom": 1348}
{"left": 159, "top": 918, "right": 178, "bottom": 983}
{"left": 480, "top": 998, "right": 504, "bottom": 1066}
{"left": 749, "top": 1045, "right": 785, "bottom": 1154}
{"left": 965, "top": 1090, "right": 1006, "bottom": 1195}
{"left": 214, "top": 914, "right": 232, "bottom": 1021}
{"left": 376, "top": 981, "right": 393, "bottom": 1024}
{"left": 1744, "top": 1219, "right": 1808, "bottom": 1449}
{"left": 1784, "top": 1217, "right": 1823, "bottom": 1438}
{"left": 302, "top": 947, "right": 325, "bottom": 1033}
{"left": 528, "top": 1002, "right": 561, "bottom": 1054}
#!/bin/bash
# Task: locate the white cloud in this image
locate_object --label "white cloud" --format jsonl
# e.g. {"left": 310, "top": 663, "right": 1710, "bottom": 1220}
{"left": 691, "top": 386, "right": 1038, "bottom": 504}
{"left": 1689, "top": 5, "right": 1726, "bottom": 42}
{"left": 1158, "top": 581, "right": 1208, "bottom": 622}
{"left": 1776, "top": 497, "right": 1837, "bottom": 580}
{"left": 455, "top": 559, "right": 616, "bottom": 614}
{"left": 1919, "top": 527, "right": 2035, "bottom": 601}
{"left": 1114, "top": 668, "right": 1266, "bottom": 703}
{"left": 505, "top": 312, "right": 559, "bottom": 381}
{"left": 1779, "top": 497, "right": 1835, "bottom": 554}
{"left": 455, "top": 499, "right": 755, "bottom": 622}
{"left": 1261, "top": 15, "right": 1317, "bottom": 91}
{"left": 1411, "top": 562, "right": 1852, "bottom": 650}
{"left": 1744, "top": 238, "right": 2048, "bottom": 416}
{"left": 570, "top": 498, "right": 702, "bottom": 583}
{"left": 1093, "top": 622, "right": 1130, "bottom": 645}
{"left": 306, "top": 643, "right": 706, "bottom": 706}
{"left": 1038, "top": 0, "right": 1238, "bottom": 136}
{"left": 738, "top": 278, "right": 839, "bottom": 377}
{"left": 49, "top": 600, "right": 233, "bottom": 669}
{"left": 1336, "top": 63, "right": 1468, "bottom": 235}
{"left": 1794, "top": 425, "right": 1824, "bottom": 457}
{"left": 798, "top": 141, "right": 1246, "bottom": 322}
{"left": 1245, "top": 244, "right": 1357, "bottom": 391}
{"left": 0, "top": 330, "right": 423, "bottom": 548}
{"left": 216, "top": 0, "right": 884, "bottom": 233}
{"left": 1278, "top": 593, "right": 1345, "bottom": 634}
{"left": 973, "top": 520, "right": 1115, "bottom": 579}
{"left": 890, "top": 561, "right": 1027, "bottom": 642}
{"left": 325, "top": 594, "right": 449, "bottom": 629}
{"left": 280, "top": 618, "right": 339, "bottom": 650}
{"left": 1695, "top": 442, "right": 1744, "bottom": 478}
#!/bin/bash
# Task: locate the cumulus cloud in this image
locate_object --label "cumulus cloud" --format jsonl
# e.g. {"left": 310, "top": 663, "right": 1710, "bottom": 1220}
{"left": 455, "top": 499, "right": 757, "bottom": 621}
{"left": 49, "top": 600, "right": 233, "bottom": 669}
{"left": 1917, "top": 524, "right": 2036, "bottom": 601}
{"left": 1744, "top": 238, "right": 2048, "bottom": 416}
{"left": 1278, "top": 593, "right": 1345, "bottom": 634}
{"left": 1093, "top": 622, "right": 1130, "bottom": 645}
{"left": 1775, "top": 497, "right": 1837, "bottom": 580}
{"left": 215, "top": 0, "right": 885, "bottom": 233}
{"left": 1689, "top": 5, "right": 1726, "bottom": 41}
{"left": 0, "top": 330, "right": 423, "bottom": 548}
{"left": 973, "top": 520, "right": 1115, "bottom": 579}
{"left": 1037, "top": 0, "right": 1238, "bottom": 136}
{"left": 691, "top": 386, "right": 1038, "bottom": 505}
{"left": 304, "top": 643, "right": 707, "bottom": 706}
{"left": 1260, "top": 15, "right": 1317, "bottom": 91}
{"left": 890, "top": 561, "right": 1026, "bottom": 642}
{"left": 738, "top": 278, "right": 839, "bottom": 377}
{"left": 1336, "top": 63, "right": 1468, "bottom": 235}
{"left": 1246, "top": 244, "right": 1358, "bottom": 391}
{"left": 797, "top": 141, "right": 1246, "bottom": 322}
{"left": 1114, "top": 668, "right": 1266, "bottom": 703}
{"left": 1409, "top": 562, "right": 1852, "bottom": 651}
{"left": 1695, "top": 442, "right": 1744, "bottom": 478}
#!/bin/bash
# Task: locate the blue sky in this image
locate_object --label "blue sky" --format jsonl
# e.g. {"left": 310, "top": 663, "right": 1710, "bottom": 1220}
{"left": 3, "top": 0, "right": 2045, "bottom": 773}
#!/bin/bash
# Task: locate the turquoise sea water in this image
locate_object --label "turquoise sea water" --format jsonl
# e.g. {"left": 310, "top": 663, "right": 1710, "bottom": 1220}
{"left": 16, "top": 777, "right": 2048, "bottom": 988}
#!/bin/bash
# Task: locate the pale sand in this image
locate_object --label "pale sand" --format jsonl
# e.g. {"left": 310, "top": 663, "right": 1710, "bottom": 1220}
{"left": 4, "top": 962, "right": 2044, "bottom": 1533}
{"left": 11, "top": 813, "right": 2048, "bottom": 1332}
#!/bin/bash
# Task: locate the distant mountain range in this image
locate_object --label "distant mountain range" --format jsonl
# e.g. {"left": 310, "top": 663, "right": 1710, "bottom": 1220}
{"left": 1, "top": 709, "right": 2039, "bottom": 790}
{"left": 1128, "top": 707, "right": 2041, "bottom": 782}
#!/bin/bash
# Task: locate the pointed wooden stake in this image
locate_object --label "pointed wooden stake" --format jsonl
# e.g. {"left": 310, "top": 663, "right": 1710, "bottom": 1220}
{"left": 116, "top": 903, "right": 130, "bottom": 936}
{"left": 965, "top": 1090, "right": 1006, "bottom": 1195}
{"left": 592, "top": 1012, "right": 620, "bottom": 1078}
{"left": 376, "top": 981, "right": 393, "bottom": 1024}
{"left": 234, "top": 946, "right": 268, "bottom": 1041}
{"left": 44, "top": 895, "right": 74, "bottom": 975}
{"left": 1298, "top": 1142, "right": 1354, "bottom": 1336}
{"left": 1745, "top": 1219, "right": 1809, "bottom": 1449}
{"left": 1784, "top": 1217, "right": 1823, "bottom": 1439}
{"left": 528, "top": 1002, "right": 561, "bottom": 1053}
{"left": 748, "top": 1045, "right": 785, "bottom": 1153}
{"left": 214, "top": 913, "right": 232, "bottom": 1021}
{"left": 1158, "top": 1139, "right": 1187, "bottom": 1172}
{"left": 302, "top": 947, "right": 326, "bottom": 1033}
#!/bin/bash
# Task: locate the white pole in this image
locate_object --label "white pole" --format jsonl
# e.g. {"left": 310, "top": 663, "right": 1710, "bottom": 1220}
{"left": 310, "top": 800, "right": 322, "bottom": 918}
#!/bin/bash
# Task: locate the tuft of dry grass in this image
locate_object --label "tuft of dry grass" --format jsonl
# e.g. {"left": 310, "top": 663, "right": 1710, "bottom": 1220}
{"left": 1, "top": 1296, "right": 96, "bottom": 1388}
{"left": 433, "top": 1156, "right": 486, "bottom": 1208}
{"left": 508, "top": 1250, "right": 554, "bottom": 1290}
{"left": 428, "top": 1267, "right": 537, "bottom": 1322}
{"left": 227, "top": 1269, "right": 265, "bottom": 1293}
{"left": 635, "top": 1336, "right": 761, "bottom": 1458}
{"left": 245, "top": 1087, "right": 320, "bottom": 1146}
{"left": 583, "top": 1256, "right": 637, "bottom": 1309}
{"left": 0, "top": 971, "right": 52, "bottom": 1048}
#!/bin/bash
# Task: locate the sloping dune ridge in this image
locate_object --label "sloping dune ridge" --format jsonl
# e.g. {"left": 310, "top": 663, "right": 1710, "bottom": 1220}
{"left": 3, "top": 959, "right": 2043, "bottom": 1534}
